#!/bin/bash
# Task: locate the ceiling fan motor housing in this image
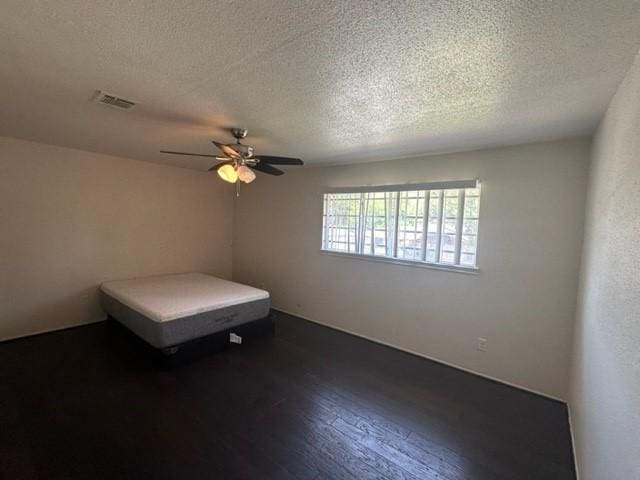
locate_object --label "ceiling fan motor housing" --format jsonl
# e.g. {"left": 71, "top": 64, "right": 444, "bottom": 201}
{"left": 232, "top": 143, "right": 254, "bottom": 158}
{"left": 231, "top": 128, "right": 248, "bottom": 140}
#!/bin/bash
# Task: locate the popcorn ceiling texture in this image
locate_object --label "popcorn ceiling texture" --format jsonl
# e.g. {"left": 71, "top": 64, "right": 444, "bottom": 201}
{"left": 0, "top": 1, "right": 639, "bottom": 167}
{"left": 569, "top": 50, "right": 640, "bottom": 480}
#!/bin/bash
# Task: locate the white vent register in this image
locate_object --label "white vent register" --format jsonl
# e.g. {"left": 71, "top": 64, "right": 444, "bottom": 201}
{"left": 93, "top": 91, "right": 136, "bottom": 110}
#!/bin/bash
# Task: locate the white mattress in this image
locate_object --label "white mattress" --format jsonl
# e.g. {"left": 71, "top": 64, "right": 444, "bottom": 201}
{"left": 100, "top": 273, "right": 269, "bottom": 322}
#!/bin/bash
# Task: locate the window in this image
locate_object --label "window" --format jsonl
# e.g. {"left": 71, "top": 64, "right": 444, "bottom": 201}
{"left": 322, "top": 181, "right": 480, "bottom": 269}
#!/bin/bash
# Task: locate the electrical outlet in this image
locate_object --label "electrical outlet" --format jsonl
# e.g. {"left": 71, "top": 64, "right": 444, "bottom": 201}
{"left": 476, "top": 337, "right": 488, "bottom": 352}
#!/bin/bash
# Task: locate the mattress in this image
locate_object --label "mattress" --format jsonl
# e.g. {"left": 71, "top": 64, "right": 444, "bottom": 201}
{"left": 100, "top": 273, "right": 270, "bottom": 349}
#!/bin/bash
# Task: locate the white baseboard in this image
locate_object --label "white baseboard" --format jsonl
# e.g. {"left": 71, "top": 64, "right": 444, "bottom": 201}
{"left": 272, "top": 306, "right": 567, "bottom": 403}
{"left": 0, "top": 316, "right": 107, "bottom": 343}
{"left": 3, "top": 306, "right": 567, "bottom": 407}
{"left": 567, "top": 404, "right": 581, "bottom": 480}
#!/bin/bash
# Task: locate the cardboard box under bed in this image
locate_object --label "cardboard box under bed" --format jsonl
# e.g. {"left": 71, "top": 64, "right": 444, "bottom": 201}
{"left": 100, "top": 273, "right": 271, "bottom": 350}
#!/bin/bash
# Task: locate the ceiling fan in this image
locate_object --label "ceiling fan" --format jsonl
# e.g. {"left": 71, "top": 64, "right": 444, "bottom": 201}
{"left": 160, "top": 128, "right": 303, "bottom": 186}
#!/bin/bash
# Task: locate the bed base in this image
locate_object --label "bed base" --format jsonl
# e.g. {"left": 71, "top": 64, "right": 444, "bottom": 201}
{"left": 106, "top": 314, "right": 275, "bottom": 365}
{"left": 158, "top": 314, "right": 275, "bottom": 357}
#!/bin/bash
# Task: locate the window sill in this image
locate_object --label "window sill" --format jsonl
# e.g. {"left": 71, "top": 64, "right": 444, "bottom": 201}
{"left": 319, "top": 250, "right": 480, "bottom": 275}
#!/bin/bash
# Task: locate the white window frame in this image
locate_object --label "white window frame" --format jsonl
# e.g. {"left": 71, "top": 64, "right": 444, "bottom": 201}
{"left": 320, "top": 180, "right": 480, "bottom": 273}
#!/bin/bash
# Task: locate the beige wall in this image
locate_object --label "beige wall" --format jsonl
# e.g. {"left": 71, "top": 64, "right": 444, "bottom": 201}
{"left": 0, "top": 137, "right": 233, "bottom": 340}
{"left": 569, "top": 52, "right": 640, "bottom": 479}
{"left": 233, "top": 139, "right": 590, "bottom": 399}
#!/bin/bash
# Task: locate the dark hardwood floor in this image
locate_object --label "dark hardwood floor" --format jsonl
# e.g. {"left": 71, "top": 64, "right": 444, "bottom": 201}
{"left": 1, "top": 311, "right": 576, "bottom": 480}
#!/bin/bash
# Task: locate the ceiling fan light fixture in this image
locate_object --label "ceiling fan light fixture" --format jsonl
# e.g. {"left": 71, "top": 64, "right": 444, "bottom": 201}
{"left": 160, "top": 128, "right": 303, "bottom": 189}
{"left": 237, "top": 165, "right": 256, "bottom": 183}
{"left": 218, "top": 163, "right": 238, "bottom": 183}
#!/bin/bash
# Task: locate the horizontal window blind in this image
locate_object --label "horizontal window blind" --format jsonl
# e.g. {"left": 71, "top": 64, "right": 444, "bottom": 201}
{"left": 325, "top": 179, "right": 477, "bottom": 194}
{"left": 321, "top": 181, "right": 480, "bottom": 268}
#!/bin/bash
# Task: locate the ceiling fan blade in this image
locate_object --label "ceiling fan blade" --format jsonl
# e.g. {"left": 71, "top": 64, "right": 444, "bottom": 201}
{"left": 207, "top": 161, "right": 233, "bottom": 172}
{"left": 161, "top": 150, "right": 221, "bottom": 159}
{"left": 255, "top": 155, "right": 304, "bottom": 165}
{"left": 251, "top": 163, "right": 284, "bottom": 176}
{"left": 212, "top": 141, "right": 240, "bottom": 158}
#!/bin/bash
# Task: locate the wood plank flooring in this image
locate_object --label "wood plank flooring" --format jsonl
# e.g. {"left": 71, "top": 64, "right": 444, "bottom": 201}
{"left": 0, "top": 310, "right": 576, "bottom": 479}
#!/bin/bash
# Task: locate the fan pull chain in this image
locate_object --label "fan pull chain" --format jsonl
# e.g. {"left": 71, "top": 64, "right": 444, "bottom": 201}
{"left": 236, "top": 180, "right": 240, "bottom": 197}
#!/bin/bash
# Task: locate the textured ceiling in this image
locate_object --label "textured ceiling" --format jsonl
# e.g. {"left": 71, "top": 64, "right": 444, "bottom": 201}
{"left": 1, "top": 1, "right": 640, "bottom": 169}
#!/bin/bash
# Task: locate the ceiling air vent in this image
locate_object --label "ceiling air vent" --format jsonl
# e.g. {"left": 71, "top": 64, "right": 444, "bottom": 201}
{"left": 93, "top": 91, "right": 136, "bottom": 110}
